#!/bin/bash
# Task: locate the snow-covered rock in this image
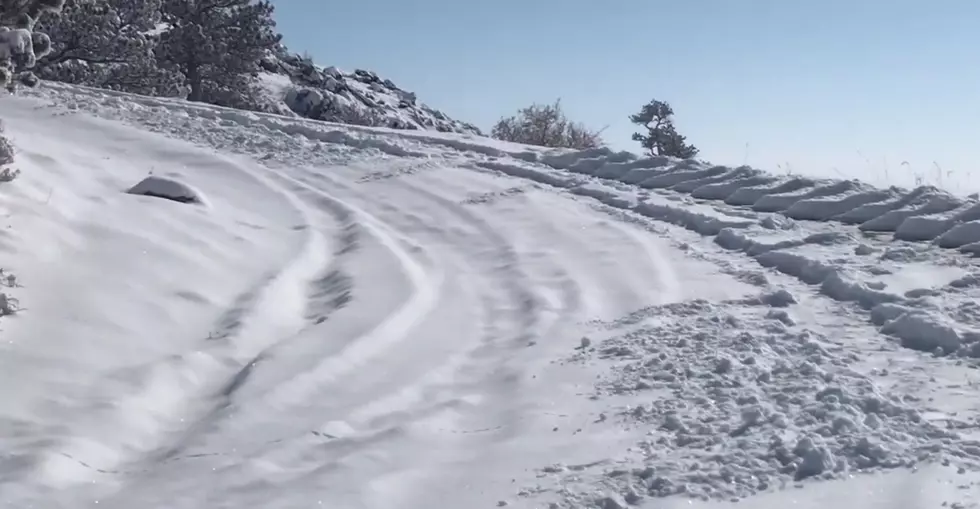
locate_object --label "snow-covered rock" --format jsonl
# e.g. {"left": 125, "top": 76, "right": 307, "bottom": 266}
{"left": 126, "top": 175, "right": 206, "bottom": 205}
{"left": 256, "top": 52, "right": 481, "bottom": 135}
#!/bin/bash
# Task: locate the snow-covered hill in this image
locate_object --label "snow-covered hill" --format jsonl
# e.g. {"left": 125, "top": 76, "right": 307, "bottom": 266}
{"left": 255, "top": 52, "right": 482, "bottom": 135}
{"left": 1, "top": 81, "right": 979, "bottom": 509}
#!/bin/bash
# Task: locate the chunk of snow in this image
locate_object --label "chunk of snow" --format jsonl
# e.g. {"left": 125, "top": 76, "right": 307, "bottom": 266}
{"left": 880, "top": 311, "right": 961, "bottom": 353}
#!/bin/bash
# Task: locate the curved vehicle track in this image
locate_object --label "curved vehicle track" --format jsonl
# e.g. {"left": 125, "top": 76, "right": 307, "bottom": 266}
{"left": 3, "top": 85, "right": 979, "bottom": 509}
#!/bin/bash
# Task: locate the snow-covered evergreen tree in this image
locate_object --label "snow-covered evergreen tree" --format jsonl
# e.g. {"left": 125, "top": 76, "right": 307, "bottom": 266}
{"left": 157, "top": 0, "right": 281, "bottom": 109}
{"left": 34, "top": 0, "right": 183, "bottom": 96}
{"left": 629, "top": 99, "right": 699, "bottom": 159}
{"left": 1, "top": 0, "right": 64, "bottom": 185}
{"left": 0, "top": 0, "right": 64, "bottom": 90}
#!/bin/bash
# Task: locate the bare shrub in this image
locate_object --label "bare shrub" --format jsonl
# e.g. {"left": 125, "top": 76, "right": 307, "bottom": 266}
{"left": 492, "top": 99, "right": 604, "bottom": 149}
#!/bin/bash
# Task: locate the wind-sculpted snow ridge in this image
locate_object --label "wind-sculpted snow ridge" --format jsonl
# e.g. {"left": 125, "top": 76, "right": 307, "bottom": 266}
{"left": 256, "top": 52, "right": 483, "bottom": 135}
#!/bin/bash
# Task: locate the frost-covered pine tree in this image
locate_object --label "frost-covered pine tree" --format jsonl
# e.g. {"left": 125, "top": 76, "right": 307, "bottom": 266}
{"left": 0, "top": 0, "right": 64, "bottom": 90}
{"left": 34, "top": 0, "right": 183, "bottom": 96}
{"left": 157, "top": 0, "right": 281, "bottom": 109}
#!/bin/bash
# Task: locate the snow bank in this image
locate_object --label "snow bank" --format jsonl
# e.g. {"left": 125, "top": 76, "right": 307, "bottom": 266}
{"left": 879, "top": 310, "right": 964, "bottom": 354}
{"left": 464, "top": 145, "right": 980, "bottom": 251}
{"left": 42, "top": 73, "right": 980, "bottom": 250}
{"left": 690, "top": 174, "right": 777, "bottom": 200}
{"left": 751, "top": 180, "right": 856, "bottom": 212}
{"left": 725, "top": 177, "right": 816, "bottom": 206}
{"left": 782, "top": 186, "right": 894, "bottom": 221}
{"left": 635, "top": 198, "right": 757, "bottom": 236}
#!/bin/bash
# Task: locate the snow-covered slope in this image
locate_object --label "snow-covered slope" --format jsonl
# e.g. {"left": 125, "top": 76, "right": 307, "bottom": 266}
{"left": 1, "top": 81, "right": 979, "bottom": 509}
{"left": 255, "top": 52, "right": 482, "bottom": 135}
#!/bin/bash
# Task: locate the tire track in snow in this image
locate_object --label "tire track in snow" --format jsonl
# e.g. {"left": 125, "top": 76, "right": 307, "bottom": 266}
{"left": 21, "top": 159, "right": 392, "bottom": 507}
{"left": 13, "top": 193, "right": 368, "bottom": 507}
{"left": 403, "top": 167, "right": 687, "bottom": 318}
{"left": 99, "top": 164, "right": 560, "bottom": 507}
{"left": 134, "top": 167, "right": 365, "bottom": 467}
{"left": 343, "top": 175, "right": 558, "bottom": 397}
{"left": 598, "top": 215, "right": 684, "bottom": 306}
{"left": 282, "top": 168, "right": 707, "bottom": 508}
{"left": 393, "top": 180, "right": 551, "bottom": 347}
{"left": 483, "top": 186, "right": 980, "bottom": 506}
{"left": 247, "top": 167, "right": 443, "bottom": 405}
{"left": 13, "top": 155, "right": 342, "bottom": 497}
{"left": 386, "top": 174, "right": 695, "bottom": 454}
{"left": 277, "top": 169, "right": 573, "bottom": 506}
{"left": 85, "top": 164, "right": 455, "bottom": 507}
{"left": 17, "top": 84, "right": 980, "bottom": 508}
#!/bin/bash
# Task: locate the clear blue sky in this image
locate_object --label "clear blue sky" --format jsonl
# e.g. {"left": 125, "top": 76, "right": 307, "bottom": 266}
{"left": 270, "top": 0, "right": 980, "bottom": 187}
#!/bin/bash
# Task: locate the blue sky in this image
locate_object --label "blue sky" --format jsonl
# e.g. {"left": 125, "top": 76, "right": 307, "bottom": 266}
{"left": 270, "top": 0, "right": 980, "bottom": 186}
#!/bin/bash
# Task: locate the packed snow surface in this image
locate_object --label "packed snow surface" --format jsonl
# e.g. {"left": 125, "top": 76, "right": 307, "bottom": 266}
{"left": 0, "top": 81, "right": 979, "bottom": 508}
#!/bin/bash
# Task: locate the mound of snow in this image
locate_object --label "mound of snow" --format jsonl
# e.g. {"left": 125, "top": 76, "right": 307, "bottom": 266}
{"left": 690, "top": 173, "right": 776, "bottom": 200}
{"left": 724, "top": 176, "right": 816, "bottom": 206}
{"left": 256, "top": 52, "right": 481, "bottom": 135}
{"left": 459, "top": 144, "right": 980, "bottom": 252}
{"left": 126, "top": 175, "right": 206, "bottom": 205}
{"left": 751, "top": 179, "right": 852, "bottom": 212}
{"left": 879, "top": 310, "right": 965, "bottom": 354}
{"left": 783, "top": 185, "right": 893, "bottom": 221}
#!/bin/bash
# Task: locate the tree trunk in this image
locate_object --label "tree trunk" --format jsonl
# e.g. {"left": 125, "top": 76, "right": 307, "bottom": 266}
{"left": 185, "top": 58, "right": 201, "bottom": 102}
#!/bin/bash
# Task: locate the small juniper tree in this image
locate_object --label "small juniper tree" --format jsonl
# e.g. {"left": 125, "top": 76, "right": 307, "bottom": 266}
{"left": 491, "top": 99, "right": 603, "bottom": 149}
{"left": 629, "top": 99, "right": 699, "bottom": 159}
{"left": 157, "top": 0, "right": 282, "bottom": 108}
{"left": 0, "top": 0, "right": 64, "bottom": 90}
{"left": 34, "top": 0, "right": 183, "bottom": 96}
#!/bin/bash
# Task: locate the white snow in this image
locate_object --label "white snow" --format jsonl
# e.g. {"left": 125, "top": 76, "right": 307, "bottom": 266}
{"left": 0, "top": 81, "right": 978, "bottom": 509}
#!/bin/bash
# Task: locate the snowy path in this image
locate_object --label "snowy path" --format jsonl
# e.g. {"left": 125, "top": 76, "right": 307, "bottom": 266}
{"left": 0, "top": 85, "right": 979, "bottom": 508}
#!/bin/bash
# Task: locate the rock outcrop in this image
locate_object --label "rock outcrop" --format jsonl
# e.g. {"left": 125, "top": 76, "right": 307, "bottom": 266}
{"left": 258, "top": 52, "right": 482, "bottom": 136}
